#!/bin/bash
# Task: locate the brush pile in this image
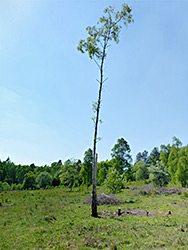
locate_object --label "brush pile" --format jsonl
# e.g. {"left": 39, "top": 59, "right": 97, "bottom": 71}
{"left": 84, "top": 193, "right": 123, "bottom": 205}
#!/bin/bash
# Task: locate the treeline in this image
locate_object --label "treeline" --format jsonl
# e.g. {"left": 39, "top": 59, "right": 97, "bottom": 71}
{"left": 0, "top": 136, "right": 187, "bottom": 192}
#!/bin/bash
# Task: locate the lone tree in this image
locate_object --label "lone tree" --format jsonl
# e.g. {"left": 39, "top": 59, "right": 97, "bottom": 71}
{"left": 77, "top": 4, "right": 133, "bottom": 217}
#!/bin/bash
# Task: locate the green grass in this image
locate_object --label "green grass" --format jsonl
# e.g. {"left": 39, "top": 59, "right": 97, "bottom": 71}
{"left": 0, "top": 187, "right": 188, "bottom": 249}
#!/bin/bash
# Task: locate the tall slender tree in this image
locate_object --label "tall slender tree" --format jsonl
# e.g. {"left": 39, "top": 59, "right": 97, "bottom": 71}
{"left": 77, "top": 4, "right": 133, "bottom": 217}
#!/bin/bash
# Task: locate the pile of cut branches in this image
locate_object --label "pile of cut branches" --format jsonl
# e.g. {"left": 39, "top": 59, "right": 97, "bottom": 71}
{"left": 84, "top": 193, "right": 123, "bottom": 205}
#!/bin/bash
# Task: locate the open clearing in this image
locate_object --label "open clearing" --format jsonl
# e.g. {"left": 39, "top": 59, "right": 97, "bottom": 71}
{"left": 1, "top": 186, "right": 188, "bottom": 249}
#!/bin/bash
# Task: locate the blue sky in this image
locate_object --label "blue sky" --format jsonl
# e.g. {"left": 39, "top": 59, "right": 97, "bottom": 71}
{"left": 0, "top": 0, "right": 187, "bottom": 165}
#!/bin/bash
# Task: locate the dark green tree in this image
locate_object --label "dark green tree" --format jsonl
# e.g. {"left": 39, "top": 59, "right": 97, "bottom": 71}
{"left": 172, "top": 136, "right": 182, "bottom": 148}
{"left": 80, "top": 149, "right": 93, "bottom": 188}
{"left": 111, "top": 138, "right": 132, "bottom": 174}
{"left": 23, "top": 171, "right": 36, "bottom": 190}
{"left": 148, "top": 147, "right": 160, "bottom": 166}
{"left": 16, "top": 164, "right": 35, "bottom": 184}
{"left": 135, "top": 150, "right": 148, "bottom": 164}
{"left": 50, "top": 160, "right": 62, "bottom": 187}
{"left": 77, "top": 4, "right": 133, "bottom": 217}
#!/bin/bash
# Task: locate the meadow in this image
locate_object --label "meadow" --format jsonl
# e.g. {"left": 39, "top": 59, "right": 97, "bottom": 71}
{"left": 1, "top": 186, "right": 188, "bottom": 249}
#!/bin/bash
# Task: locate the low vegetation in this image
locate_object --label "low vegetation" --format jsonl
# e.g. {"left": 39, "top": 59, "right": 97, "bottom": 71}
{"left": 0, "top": 136, "right": 187, "bottom": 248}
{"left": 1, "top": 185, "right": 188, "bottom": 249}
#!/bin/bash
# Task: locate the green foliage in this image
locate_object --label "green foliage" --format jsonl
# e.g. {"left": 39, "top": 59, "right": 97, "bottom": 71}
{"left": 52, "top": 175, "right": 61, "bottom": 187}
{"left": 80, "top": 149, "right": 93, "bottom": 188}
{"left": 148, "top": 147, "right": 160, "bottom": 166}
{"left": 176, "top": 146, "right": 188, "bottom": 187}
{"left": 181, "top": 191, "right": 188, "bottom": 198}
{"left": 0, "top": 181, "right": 11, "bottom": 191}
{"left": 77, "top": 4, "right": 133, "bottom": 59}
{"left": 124, "top": 160, "right": 149, "bottom": 183}
{"left": 133, "top": 160, "right": 149, "bottom": 181}
{"left": 124, "top": 167, "right": 135, "bottom": 182}
{"left": 167, "top": 137, "right": 183, "bottom": 183}
{"left": 172, "top": 136, "right": 182, "bottom": 148}
{"left": 168, "top": 145, "right": 179, "bottom": 183}
{"left": 15, "top": 183, "right": 22, "bottom": 190}
{"left": 104, "top": 168, "right": 123, "bottom": 193}
{"left": 135, "top": 150, "right": 148, "bottom": 164}
{"left": 60, "top": 159, "right": 81, "bottom": 191}
{"left": 97, "top": 160, "right": 112, "bottom": 185}
{"left": 160, "top": 144, "right": 171, "bottom": 166}
{"left": 36, "top": 171, "right": 52, "bottom": 189}
{"left": 23, "top": 171, "right": 36, "bottom": 190}
{"left": 111, "top": 137, "right": 132, "bottom": 174}
{"left": 158, "top": 137, "right": 187, "bottom": 186}
{"left": 149, "top": 161, "right": 170, "bottom": 187}
{"left": 0, "top": 137, "right": 187, "bottom": 190}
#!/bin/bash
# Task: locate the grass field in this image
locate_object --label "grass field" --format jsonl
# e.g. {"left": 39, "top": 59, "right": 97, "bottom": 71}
{"left": 1, "top": 186, "right": 188, "bottom": 249}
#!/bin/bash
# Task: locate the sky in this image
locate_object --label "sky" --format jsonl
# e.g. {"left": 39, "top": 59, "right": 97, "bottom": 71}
{"left": 0, "top": 0, "right": 187, "bottom": 166}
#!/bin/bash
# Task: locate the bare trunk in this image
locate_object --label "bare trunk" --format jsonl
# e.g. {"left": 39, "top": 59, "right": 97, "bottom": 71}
{"left": 91, "top": 46, "right": 106, "bottom": 217}
{"left": 91, "top": 153, "right": 98, "bottom": 217}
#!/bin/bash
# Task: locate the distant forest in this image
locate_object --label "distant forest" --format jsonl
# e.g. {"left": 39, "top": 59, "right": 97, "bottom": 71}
{"left": 0, "top": 136, "right": 188, "bottom": 191}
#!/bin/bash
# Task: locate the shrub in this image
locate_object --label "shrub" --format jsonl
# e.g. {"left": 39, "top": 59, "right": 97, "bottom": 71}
{"left": 181, "top": 191, "right": 188, "bottom": 198}
{"left": 36, "top": 171, "right": 52, "bottom": 189}
{"left": 11, "top": 183, "right": 17, "bottom": 190}
{"left": 104, "top": 168, "right": 123, "bottom": 194}
{"left": 16, "top": 183, "right": 23, "bottom": 190}
{"left": 23, "top": 172, "right": 36, "bottom": 190}
{"left": 0, "top": 182, "right": 11, "bottom": 191}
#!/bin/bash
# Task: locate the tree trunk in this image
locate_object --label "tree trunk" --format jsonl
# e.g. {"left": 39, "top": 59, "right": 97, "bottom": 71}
{"left": 91, "top": 46, "right": 106, "bottom": 218}
{"left": 91, "top": 153, "right": 98, "bottom": 217}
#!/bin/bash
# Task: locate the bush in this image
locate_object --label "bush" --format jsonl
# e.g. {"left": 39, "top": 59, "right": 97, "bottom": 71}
{"left": 181, "top": 191, "right": 188, "bottom": 198}
{"left": 36, "top": 171, "right": 52, "bottom": 189}
{"left": 11, "top": 183, "right": 17, "bottom": 190}
{"left": 0, "top": 182, "right": 11, "bottom": 191}
{"left": 23, "top": 172, "right": 36, "bottom": 190}
{"left": 104, "top": 168, "right": 123, "bottom": 194}
{"left": 16, "top": 183, "right": 23, "bottom": 190}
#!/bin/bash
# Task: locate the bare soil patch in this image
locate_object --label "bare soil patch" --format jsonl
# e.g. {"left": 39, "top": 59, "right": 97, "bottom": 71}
{"left": 100, "top": 208, "right": 156, "bottom": 218}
